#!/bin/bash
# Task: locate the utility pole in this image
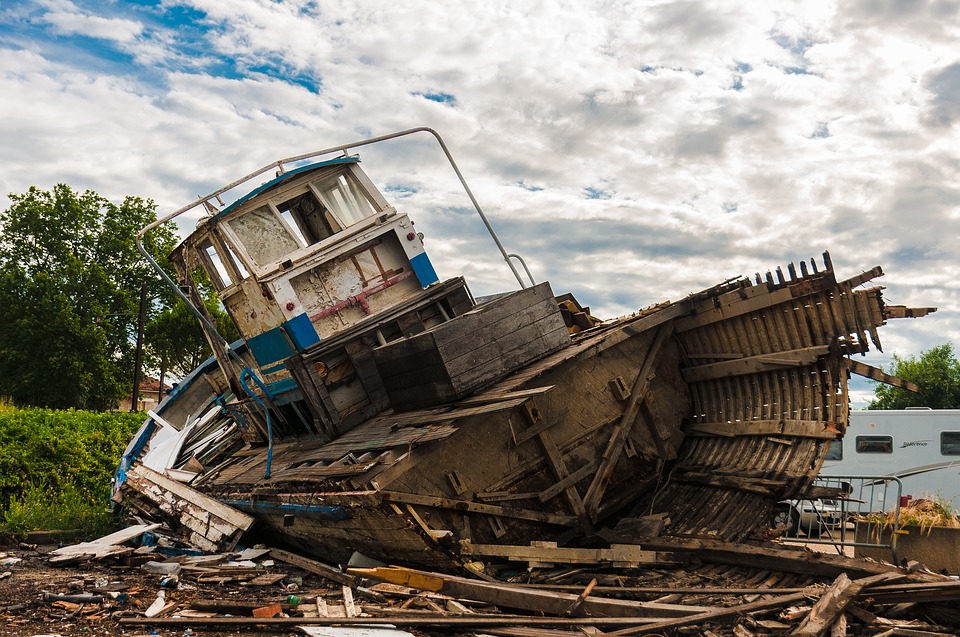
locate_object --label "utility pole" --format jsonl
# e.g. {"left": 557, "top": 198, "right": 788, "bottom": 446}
{"left": 131, "top": 282, "right": 147, "bottom": 412}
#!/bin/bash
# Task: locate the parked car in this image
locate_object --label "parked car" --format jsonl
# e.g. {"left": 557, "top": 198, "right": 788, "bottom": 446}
{"left": 772, "top": 498, "right": 846, "bottom": 536}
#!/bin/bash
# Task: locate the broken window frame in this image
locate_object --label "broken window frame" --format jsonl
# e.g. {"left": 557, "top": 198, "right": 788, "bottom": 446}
{"left": 311, "top": 167, "right": 383, "bottom": 228}
{"left": 214, "top": 164, "right": 395, "bottom": 279}
{"left": 197, "top": 239, "right": 234, "bottom": 292}
{"left": 223, "top": 203, "right": 303, "bottom": 270}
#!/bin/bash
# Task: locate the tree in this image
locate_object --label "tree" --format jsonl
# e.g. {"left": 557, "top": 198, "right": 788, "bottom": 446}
{"left": 0, "top": 185, "right": 178, "bottom": 410}
{"left": 145, "top": 277, "right": 240, "bottom": 383}
{"left": 868, "top": 343, "right": 960, "bottom": 409}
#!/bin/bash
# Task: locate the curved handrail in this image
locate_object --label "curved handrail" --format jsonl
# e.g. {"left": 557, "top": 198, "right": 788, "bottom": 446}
{"left": 134, "top": 128, "right": 534, "bottom": 398}
{"left": 137, "top": 127, "right": 529, "bottom": 289}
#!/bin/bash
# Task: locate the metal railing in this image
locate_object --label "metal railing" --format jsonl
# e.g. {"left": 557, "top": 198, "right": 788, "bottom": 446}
{"left": 777, "top": 474, "right": 903, "bottom": 563}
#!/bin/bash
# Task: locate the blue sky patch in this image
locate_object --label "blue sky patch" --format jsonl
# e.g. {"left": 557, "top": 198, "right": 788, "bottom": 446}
{"left": 515, "top": 180, "right": 544, "bottom": 191}
{"left": 413, "top": 91, "right": 457, "bottom": 106}
{"left": 384, "top": 184, "right": 418, "bottom": 198}
{"left": 249, "top": 62, "right": 322, "bottom": 94}
{"left": 584, "top": 187, "right": 612, "bottom": 200}
{"left": 812, "top": 122, "right": 831, "bottom": 138}
{"left": 772, "top": 33, "right": 814, "bottom": 56}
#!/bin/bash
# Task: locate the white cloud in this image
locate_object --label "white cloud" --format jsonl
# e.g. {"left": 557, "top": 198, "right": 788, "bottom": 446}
{"left": 39, "top": 0, "right": 142, "bottom": 42}
{"left": 1, "top": 0, "right": 959, "bottom": 384}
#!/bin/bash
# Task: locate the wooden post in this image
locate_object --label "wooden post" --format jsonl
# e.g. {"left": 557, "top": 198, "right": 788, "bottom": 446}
{"left": 131, "top": 282, "right": 147, "bottom": 412}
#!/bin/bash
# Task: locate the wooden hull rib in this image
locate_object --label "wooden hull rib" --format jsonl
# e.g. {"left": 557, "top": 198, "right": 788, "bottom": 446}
{"left": 117, "top": 252, "right": 933, "bottom": 568}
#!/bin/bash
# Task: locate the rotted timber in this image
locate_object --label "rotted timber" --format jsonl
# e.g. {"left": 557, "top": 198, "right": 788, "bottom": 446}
{"left": 120, "top": 250, "right": 936, "bottom": 568}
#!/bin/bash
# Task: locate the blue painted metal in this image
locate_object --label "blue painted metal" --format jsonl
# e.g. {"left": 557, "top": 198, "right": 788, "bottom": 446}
{"left": 221, "top": 499, "right": 350, "bottom": 521}
{"left": 283, "top": 313, "right": 321, "bottom": 350}
{"left": 247, "top": 328, "right": 295, "bottom": 368}
{"left": 266, "top": 376, "right": 299, "bottom": 396}
{"left": 410, "top": 252, "right": 439, "bottom": 286}
{"left": 247, "top": 314, "right": 320, "bottom": 368}
{"left": 240, "top": 368, "right": 275, "bottom": 479}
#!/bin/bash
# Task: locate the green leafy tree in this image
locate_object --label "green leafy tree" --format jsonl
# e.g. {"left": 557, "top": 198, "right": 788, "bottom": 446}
{"left": 868, "top": 343, "right": 960, "bottom": 409}
{"left": 145, "top": 281, "right": 240, "bottom": 384}
{"left": 0, "top": 185, "right": 177, "bottom": 409}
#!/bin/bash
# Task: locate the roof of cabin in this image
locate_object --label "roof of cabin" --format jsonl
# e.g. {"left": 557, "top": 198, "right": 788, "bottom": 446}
{"left": 213, "top": 156, "right": 360, "bottom": 221}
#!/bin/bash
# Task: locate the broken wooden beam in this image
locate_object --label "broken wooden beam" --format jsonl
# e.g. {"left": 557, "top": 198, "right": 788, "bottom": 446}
{"left": 348, "top": 565, "right": 712, "bottom": 618}
{"left": 583, "top": 322, "right": 674, "bottom": 518}
{"left": 681, "top": 345, "right": 830, "bottom": 383}
{"left": 267, "top": 547, "right": 360, "bottom": 587}
{"left": 606, "top": 592, "right": 810, "bottom": 636}
{"left": 637, "top": 537, "right": 933, "bottom": 580}
{"left": 846, "top": 360, "right": 922, "bottom": 394}
{"left": 791, "top": 572, "right": 902, "bottom": 637}
{"left": 120, "top": 615, "right": 675, "bottom": 628}
{"left": 380, "top": 491, "right": 578, "bottom": 527}
{"left": 459, "top": 541, "right": 676, "bottom": 568}
{"left": 48, "top": 523, "right": 162, "bottom": 564}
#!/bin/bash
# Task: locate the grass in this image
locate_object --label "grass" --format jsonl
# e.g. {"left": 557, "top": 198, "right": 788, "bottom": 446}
{"left": 2, "top": 483, "right": 121, "bottom": 538}
{"left": 0, "top": 403, "right": 142, "bottom": 540}
{"left": 862, "top": 497, "right": 960, "bottom": 539}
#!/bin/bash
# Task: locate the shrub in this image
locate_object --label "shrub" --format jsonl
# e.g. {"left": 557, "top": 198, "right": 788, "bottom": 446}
{"left": 0, "top": 406, "right": 143, "bottom": 535}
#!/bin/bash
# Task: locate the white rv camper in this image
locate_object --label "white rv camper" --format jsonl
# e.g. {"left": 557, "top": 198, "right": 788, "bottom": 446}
{"left": 821, "top": 409, "right": 960, "bottom": 513}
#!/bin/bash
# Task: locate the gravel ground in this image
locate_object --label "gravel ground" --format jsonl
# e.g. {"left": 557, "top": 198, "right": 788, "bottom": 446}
{"left": 0, "top": 542, "right": 344, "bottom": 637}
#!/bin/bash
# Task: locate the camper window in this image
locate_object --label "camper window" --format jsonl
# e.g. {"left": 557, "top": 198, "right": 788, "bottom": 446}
{"left": 825, "top": 439, "right": 842, "bottom": 460}
{"left": 855, "top": 435, "right": 893, "bottom": 454}
{"left": 941, "top": 432, "right": 960, "bottom": 455}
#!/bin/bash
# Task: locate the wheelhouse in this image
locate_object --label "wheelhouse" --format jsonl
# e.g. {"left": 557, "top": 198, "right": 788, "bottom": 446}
{"left": 168, "top": 156, "right": 472, "bottom": 442}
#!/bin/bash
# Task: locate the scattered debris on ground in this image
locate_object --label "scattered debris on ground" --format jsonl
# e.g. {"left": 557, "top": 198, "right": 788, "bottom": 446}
{"left": 2, "top": 524, "right": 959, "bottom": 636}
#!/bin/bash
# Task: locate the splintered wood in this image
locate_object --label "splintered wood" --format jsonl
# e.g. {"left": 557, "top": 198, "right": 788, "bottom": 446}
{"left": 87, "top": 536, "right": 960, "bottom": 636}
{"left": 119, "top": 464, "right": 254, "bottom": 552}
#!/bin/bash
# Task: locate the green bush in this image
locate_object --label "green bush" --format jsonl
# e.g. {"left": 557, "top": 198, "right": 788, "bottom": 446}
{"left": 3, "top": 483, "right": 119, "bottom": 537}
{"left": 0, "top": 404, "right": 143, "bottom": 535}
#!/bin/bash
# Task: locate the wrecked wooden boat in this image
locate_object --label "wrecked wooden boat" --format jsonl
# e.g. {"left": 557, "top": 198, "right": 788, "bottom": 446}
{"left": 115, "top": 127, "right": 934, "bottom": 568}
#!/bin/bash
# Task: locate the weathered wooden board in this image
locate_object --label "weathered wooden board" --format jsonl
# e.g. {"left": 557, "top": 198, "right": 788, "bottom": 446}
{"left": 459, "top": 542, "right": 674, "bottom": 568}
{"left": 373, "top": 282, "right": 570, "bottom": 411}
{"left": 122, "top": 465, "right": 254, "bottom": 552}
{"left": 349, "top": 565, "right": 712, "bottom": 618}
{"left": 49, "top": 523, "right": 163, "bottom": 563}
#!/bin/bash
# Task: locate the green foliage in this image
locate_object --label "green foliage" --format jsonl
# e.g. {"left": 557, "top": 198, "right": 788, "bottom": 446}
{"left": 145, "top": 272, "right": 240, "bottom": 379}
{"left": 3, "top": 483, "right": 120, "bottom": 537}
{"left": 868, "top": 343, "right": 960, "bottom": 409}
{"left": 0, "top": 184, "right": 178, "bottom": 409}
{"left": 0, "top": 406, "right": 143, "bottom": 515}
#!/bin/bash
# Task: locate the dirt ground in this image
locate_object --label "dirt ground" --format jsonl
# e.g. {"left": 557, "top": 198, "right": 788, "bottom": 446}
{"left": 0, "top": 542, "right": 343, "bottom": 637}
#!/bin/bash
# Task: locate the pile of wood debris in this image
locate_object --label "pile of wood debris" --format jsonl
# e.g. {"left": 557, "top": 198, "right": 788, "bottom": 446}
{"left": 2, "top": 523, "right": 960, "bottom": 636}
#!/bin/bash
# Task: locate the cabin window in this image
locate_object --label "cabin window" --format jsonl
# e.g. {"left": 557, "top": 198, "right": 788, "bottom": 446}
{"left": 313, "top": 171, "right": 377, "bottom": 227}
{"left": 941, "top": 432, "right": 960, "bottom": 455}
{"left": 276, "top": 191, "right": 340, "bottom": 245}
{"left": 228, "top": 205, "right": 301, "bottom": 267}
{"left": 825, "top": 439, "right": 843, "bottom": 461}
{"left": 855, "top": 435, "right": 893, "bottom": 454}
{"left": 199, "top": 241, "right": 232, "bottom": 290}
{"left": 224, "top": 243, "right": 250, "bottom": 279}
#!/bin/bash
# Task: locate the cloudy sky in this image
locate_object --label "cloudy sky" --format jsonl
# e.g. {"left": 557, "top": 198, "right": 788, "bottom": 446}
{"left": 2, "top": 0, "right": 959, "bottom": 404}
